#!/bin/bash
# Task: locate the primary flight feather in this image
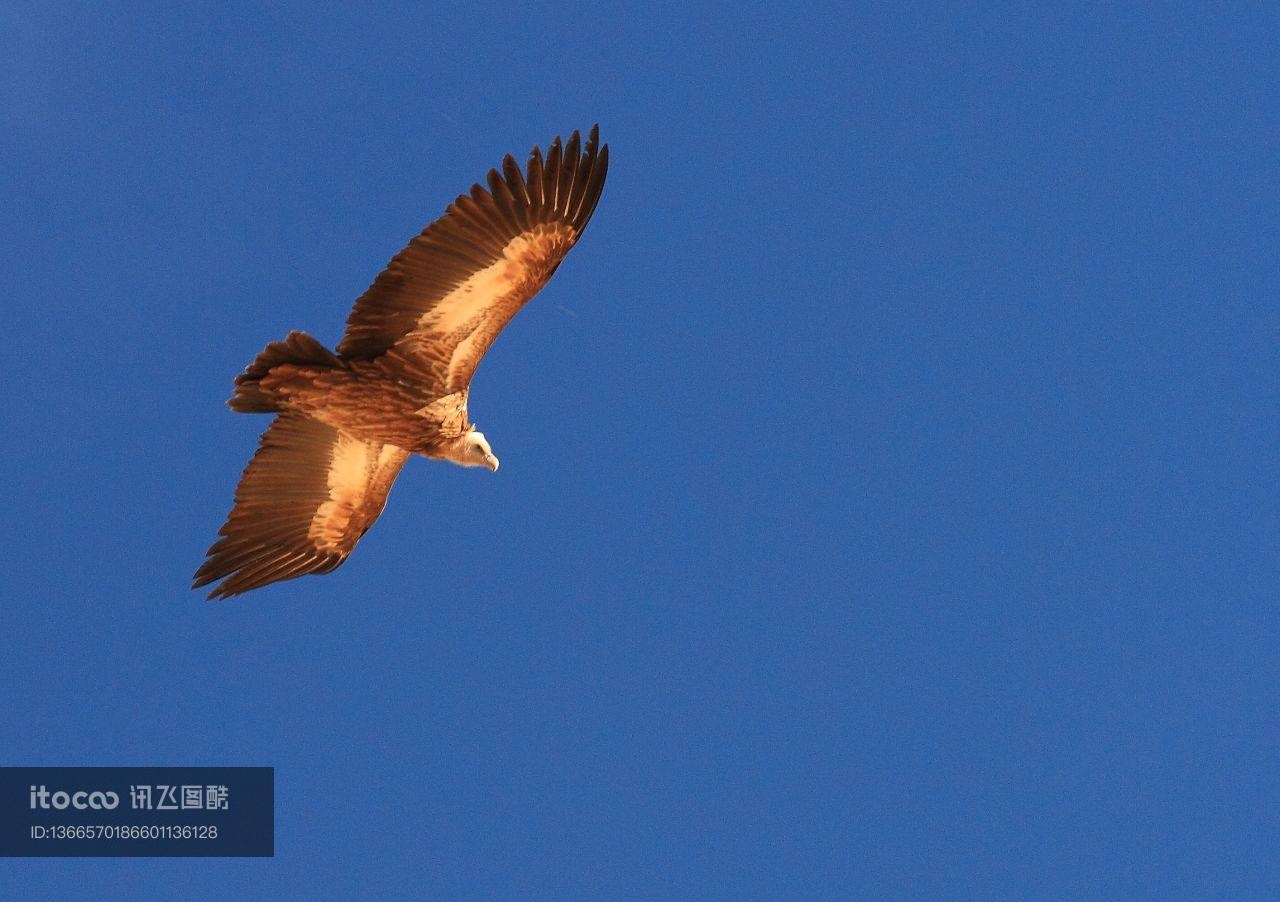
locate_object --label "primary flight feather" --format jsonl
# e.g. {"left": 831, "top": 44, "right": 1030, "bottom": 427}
{"left": 194, "top": 126, "right": 609, "bottom": 600}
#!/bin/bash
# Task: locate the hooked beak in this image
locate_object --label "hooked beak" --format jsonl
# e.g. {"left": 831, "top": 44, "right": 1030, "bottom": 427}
{"left": 484, "top": 453, "right": 500, "bottom": 472}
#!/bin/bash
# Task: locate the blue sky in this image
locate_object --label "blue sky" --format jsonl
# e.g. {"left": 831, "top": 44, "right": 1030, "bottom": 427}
{"left": 2, "top": 1, "right": 1276, "bottom": 898}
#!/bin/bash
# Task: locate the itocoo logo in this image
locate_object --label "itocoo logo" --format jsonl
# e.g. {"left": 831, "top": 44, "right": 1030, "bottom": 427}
{"left": 29, "top": 785, "right": 120, "bottom": 810}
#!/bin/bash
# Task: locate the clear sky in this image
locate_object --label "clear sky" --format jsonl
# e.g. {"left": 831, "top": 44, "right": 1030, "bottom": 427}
{"left": 2, "top": 2, "right": 1276, "bottom": 898}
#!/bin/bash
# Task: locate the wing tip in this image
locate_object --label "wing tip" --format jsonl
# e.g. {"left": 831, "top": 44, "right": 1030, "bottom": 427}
{"left": 192, "top": 542, "right": 352, "bottom": 602}
{"left": 192, "top": 561, "right": 236, "bottom": 600}
{"left": 191, "top": 567, "right": 236, "bottom": 601}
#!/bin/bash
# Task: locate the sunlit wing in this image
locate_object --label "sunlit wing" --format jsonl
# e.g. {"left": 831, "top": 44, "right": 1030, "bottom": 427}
{"left": 337, "top": 125, "right": 609, "bottom": 395}
{"left": 193, "top": 414, "right": 410, "bottom": 600}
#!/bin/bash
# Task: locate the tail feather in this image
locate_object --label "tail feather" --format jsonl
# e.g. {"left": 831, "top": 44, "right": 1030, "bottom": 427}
{"left": 229, "top": 331, "right": 342, "bottom": 413}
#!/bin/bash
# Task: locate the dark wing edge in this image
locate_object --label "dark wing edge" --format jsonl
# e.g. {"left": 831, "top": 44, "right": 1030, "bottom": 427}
{"left": 335, "top": 124, "right": 610, "bottom": 359}
{"left": 192, "top": 414, "right": 409, "bottom": 600}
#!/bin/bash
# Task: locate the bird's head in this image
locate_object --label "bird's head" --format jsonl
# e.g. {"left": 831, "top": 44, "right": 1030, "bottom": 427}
{"left": 462, "top": 430, "right": 500, "bottom": 472}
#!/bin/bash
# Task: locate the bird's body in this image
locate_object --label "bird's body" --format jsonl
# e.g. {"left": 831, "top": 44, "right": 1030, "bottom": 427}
{"left": 232, "top": 339, "right": 474, "bottom": 454}
{"left": 194, "top": 127, "right": 608, "bottom": 599}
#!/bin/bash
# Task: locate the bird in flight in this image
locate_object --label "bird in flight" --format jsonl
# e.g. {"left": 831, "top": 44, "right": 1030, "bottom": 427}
{"left": 194, "top": 127, "right": 609, "bottom": 599}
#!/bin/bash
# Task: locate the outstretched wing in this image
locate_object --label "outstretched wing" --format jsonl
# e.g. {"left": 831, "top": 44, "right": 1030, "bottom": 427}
{"left": 337, "top": 125, "right": 609, "bottom": 396}
{"left": 194, "top": 414, "right": 410, "bottom": 600}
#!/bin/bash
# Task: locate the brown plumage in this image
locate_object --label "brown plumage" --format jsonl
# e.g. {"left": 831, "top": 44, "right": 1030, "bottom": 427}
{"left": 194, "top": 127, "right": 609, "bottom": 600}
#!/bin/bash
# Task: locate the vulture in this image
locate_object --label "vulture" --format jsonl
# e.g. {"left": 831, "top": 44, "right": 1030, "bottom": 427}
{"left": 193, "top": 127, "right": 609, "bottom": 599}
